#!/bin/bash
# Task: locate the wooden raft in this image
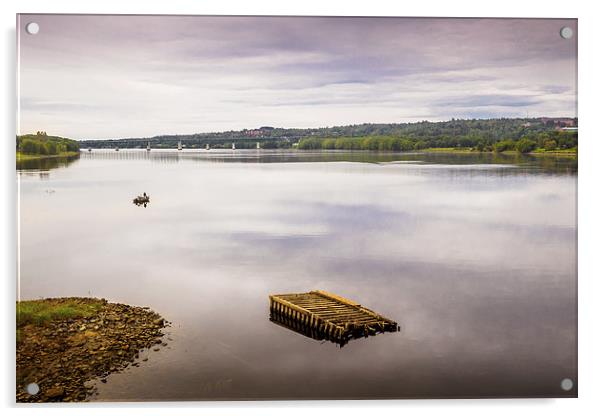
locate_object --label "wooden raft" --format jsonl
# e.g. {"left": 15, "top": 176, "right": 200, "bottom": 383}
{"left": 269, "top": 290, "right": 398, "bottom": 346}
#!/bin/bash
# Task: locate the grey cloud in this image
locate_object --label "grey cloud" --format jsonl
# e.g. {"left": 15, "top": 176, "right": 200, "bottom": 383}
{"left": 538, "top": 85, "right": 573, "bottom": 94}
{"left": 17, "top": 15, "right": 577, "bottom": 139}
{"left": 437, "top": 94, "right": 543, "bottom": 108}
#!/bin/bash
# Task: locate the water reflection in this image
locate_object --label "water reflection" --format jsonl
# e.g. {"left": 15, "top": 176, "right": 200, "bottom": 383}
{"left": 16, "top": 154, "right": 80, "bottom": 172}
{"left": 269, "top": 311, "right": 398, "bottom": 348}
{"left": 76, "top": 149, "right": 577, "bottom": 175}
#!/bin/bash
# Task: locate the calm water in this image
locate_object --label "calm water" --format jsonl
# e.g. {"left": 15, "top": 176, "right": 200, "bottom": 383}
{"left": 17, "top": 150, "right": 577, "bottom": 400}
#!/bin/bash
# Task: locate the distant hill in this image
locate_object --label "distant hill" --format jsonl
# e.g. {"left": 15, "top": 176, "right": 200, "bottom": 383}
{"left": 78, "top": 117, "right": 577, "bottom": 150}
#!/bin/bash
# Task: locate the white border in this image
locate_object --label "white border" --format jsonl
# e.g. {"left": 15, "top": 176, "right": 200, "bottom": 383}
{"left": 2, "top": 1, "right": 601, "bottom": 415}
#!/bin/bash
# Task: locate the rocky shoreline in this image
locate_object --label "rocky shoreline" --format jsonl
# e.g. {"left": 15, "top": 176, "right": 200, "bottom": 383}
{"left": 16, "top": 297, "right": 168, "bottom": 403}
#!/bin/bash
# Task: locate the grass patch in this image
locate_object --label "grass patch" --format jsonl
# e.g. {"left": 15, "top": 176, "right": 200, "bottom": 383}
{"left": 531, "top": 148, "right": 577, "bottom": 155}
{"left": 16, "top": 298, "right": 105, "bottom": 328}
{"left": 16, "top": 151, "right": 80, "bottom": 161}
{"left": 424, "top": 147, "right": 478, "bottom": 153}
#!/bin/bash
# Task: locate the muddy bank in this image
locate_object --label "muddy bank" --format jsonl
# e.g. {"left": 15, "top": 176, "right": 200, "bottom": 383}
{"left": 16, "top": 297, "right": 168, "bottom": 402}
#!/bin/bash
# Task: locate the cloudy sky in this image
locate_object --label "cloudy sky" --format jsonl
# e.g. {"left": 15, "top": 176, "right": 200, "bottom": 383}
{"left": 17, "top": 15, "right": 577, "bottom": 140}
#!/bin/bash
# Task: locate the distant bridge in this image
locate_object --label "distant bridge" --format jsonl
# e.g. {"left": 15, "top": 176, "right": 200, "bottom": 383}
{"left": 80, "top": 136, "right": 303, "bottom": 149}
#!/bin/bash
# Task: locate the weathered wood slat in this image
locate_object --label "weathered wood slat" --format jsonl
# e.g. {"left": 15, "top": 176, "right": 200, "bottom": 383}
{"left": 292, "top": 304, "right": 339, "bottom": 310}
{"left": 311, "top": 290, "right": 362, "bottom": 307}
{"left": 292, "top": 300, "right": 340, "bottom": 306}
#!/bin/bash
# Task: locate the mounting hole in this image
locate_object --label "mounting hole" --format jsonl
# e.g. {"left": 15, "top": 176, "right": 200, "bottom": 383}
{"left": 560, "top": 378, "right": 574, "bottom": 391}
{"left": 560, "top": 27, "right": 573, "bottom": 39}
{"left": 26, "top": 383, "right": 40, "bottom": 395}
{"left": 25, "top": 22, "right": 40, "bottom": 35}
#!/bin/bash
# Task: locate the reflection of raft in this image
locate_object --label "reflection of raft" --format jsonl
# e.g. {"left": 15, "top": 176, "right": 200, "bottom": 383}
{"left": 269, "top": 290, "right": 398, "bottom": 347}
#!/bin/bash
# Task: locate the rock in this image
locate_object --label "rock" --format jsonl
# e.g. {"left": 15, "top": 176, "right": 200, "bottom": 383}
{"left": 46, "top": 386, "right": 64, "bottom": 399}
{"left": 16, "top": 298, "right": 167, "bottom": 403}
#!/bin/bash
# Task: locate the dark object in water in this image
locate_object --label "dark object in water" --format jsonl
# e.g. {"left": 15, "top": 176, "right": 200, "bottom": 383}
{"left": 269, "top": 290, "right": 398, "bottom": 347}
{"left": 133, "top": 192, "right": 150, "bottom": 207}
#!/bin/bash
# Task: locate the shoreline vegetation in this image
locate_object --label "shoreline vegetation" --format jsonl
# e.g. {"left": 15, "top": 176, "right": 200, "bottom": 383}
{"left": 17, "top": 151, "right": 80, "bottom": 161}
{"left": 296, "top": 134, "right": 577, "bottom": 155}
{"left": 16, "top": 131, "right": 80, "bottom": 161}
{"left": 79, "top": 117, "right": 578, "bottom": 152}
{"left": 16, "top": 297, "right": 168, "bottom": 402}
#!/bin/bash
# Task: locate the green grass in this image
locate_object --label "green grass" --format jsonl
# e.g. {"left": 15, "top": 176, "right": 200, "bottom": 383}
{"left": 16, "top": 298, "right": 104, "bottom": 328}
{"left": 16, "top": 151, "right": 80, "bottom": 161}
{"left": 531, "top": 147, "right": 577, "bottom": 154}
{"left": 424, "top": 147, "right": 479, "bottom": 153}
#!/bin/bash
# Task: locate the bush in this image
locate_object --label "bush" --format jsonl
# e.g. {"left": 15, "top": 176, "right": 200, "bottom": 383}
{"left": 20, "top": 139, "right": 39, "bottom": 154}
{"left": 46, "top": 141, "right": 58, "bottom": 155}
{"left": 493, "top": 139, "right": 516, "bottom": 152}
{"left": 543, "top": 139, "right": 558, "bottom": 151}
{"left": 515, "top": 138, "right": 537, "bottom": 153}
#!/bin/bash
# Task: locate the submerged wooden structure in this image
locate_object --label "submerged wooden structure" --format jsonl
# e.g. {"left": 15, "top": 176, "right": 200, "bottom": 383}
{"left": 269, "top": 290, "right": 399, "bottom": 347}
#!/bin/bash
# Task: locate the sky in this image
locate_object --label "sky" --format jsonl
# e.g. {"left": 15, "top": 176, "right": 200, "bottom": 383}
{"left": 17, "top": 15, "right": 577, "bottom": 140}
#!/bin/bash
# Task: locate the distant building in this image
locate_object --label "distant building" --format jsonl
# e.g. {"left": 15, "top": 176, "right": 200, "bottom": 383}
{"left": 540, "top": 117, "right": 577, "bottom": 129}
{"left": 245, "top": 130, "right": 262, "bottom": 137}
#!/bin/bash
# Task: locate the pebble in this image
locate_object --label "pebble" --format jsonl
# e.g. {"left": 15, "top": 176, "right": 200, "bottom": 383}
{"left": 45, "top": 386, "right": 64, "bottom": 399}
{"left": 16, "top": 297, "right": 167, "bottom": 403}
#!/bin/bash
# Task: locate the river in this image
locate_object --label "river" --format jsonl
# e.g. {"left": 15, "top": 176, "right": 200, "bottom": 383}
{"left": 17, "top": 149, "right": 577, "bottom": 400}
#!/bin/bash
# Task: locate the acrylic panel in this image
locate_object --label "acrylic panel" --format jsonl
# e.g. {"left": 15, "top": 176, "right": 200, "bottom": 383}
{"left": 16, "top": 15, "right": 577, "bottom": 402}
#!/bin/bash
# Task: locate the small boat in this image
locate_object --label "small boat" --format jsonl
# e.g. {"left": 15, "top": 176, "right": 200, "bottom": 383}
{"left": 256, "top": 142, "right": 260, "bottom": 149}
{"left": 115, "top": 146, "right": 119, "bottom": 151}
{"left": 147, "top": 142, "right": 151, "bottom": 151}
{"left": 232, "top": 143, "right": 236, "bottom": 150}
{"left": 177, "top": 141, "right": 183, "bottom": 151}
{"left": 205, "top": 143, "right": 210, "bottom": 150}
{"left": 133, "top": 192, "right": 150, "bottom": 206}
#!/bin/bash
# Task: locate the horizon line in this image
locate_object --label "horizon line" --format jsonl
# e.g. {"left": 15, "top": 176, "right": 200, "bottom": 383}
{"left": 43, "top": 115, "right": 577, "bottom": 141}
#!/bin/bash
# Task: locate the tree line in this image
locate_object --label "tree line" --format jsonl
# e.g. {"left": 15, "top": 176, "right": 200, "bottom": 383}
{"left": 79, "top": 117, "right": 577, "bottom": 149}
{"left": 17, "top": 132, "right": 80, "bottom": 155}
{"left": 297, "top": 130, "right": 577, "bottom": 153}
